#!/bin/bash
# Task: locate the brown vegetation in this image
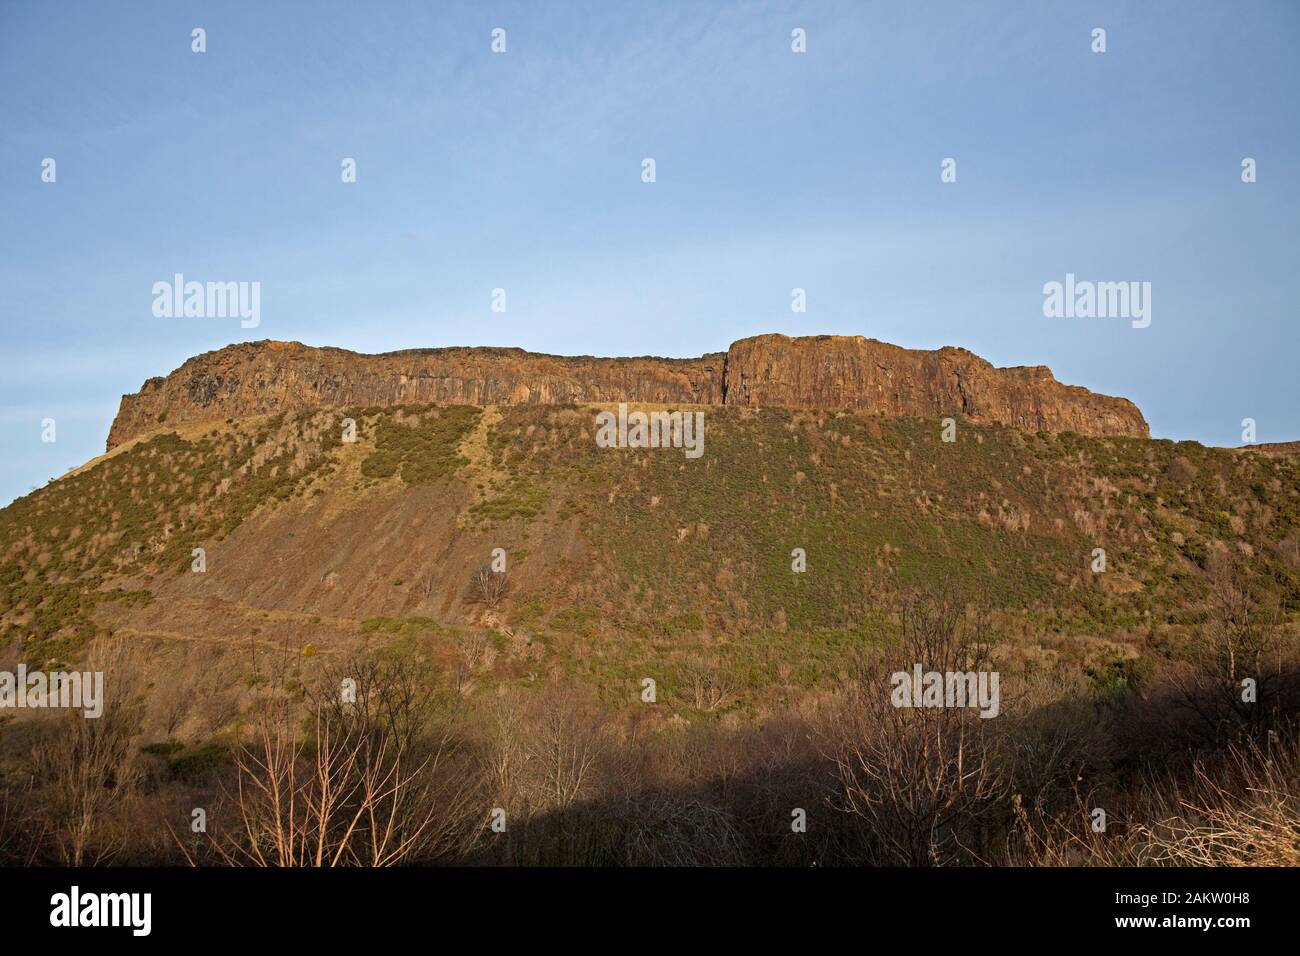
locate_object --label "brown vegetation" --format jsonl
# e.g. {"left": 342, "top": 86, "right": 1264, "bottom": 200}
{"left": 2, "top": 576, "right": 1296, "bottom": 867}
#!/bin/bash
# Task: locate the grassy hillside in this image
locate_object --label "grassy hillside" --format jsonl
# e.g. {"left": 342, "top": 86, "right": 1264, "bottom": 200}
{"left": 1, "top": 402, "right": 1296, "bottom": 702}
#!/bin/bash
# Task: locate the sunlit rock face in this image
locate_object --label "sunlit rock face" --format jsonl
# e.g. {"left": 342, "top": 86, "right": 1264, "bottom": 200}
{"left": 106, "top": 334, "right": 1146, "bottom": 450}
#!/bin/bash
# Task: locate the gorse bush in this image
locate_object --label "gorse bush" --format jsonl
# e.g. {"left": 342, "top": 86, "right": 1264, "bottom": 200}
{"left": 360, "top": 406, "right": 479, "bottom": 484}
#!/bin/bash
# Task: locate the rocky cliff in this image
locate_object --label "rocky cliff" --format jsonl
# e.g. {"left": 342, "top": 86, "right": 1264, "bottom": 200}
{"left": 106, "top": 342, "right": 726, "bottom": 449}
{"left": 724, "top": 334, "right": 1149, "bottom": 438}
{"left": 106, "top": 334, "right": 1147, "bottom": 449}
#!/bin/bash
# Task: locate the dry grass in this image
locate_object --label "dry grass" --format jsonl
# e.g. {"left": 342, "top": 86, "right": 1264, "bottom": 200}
{"left": 1133, "top": 733, "right": 1300, "bottom": 866}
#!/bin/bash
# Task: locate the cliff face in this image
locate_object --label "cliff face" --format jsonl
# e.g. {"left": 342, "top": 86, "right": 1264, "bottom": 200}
{"left": 106, "top": 334, "right": 1147, "bottom": 449}
{"left": 723, "top": 334, "right": 1149, "bottom": 438}
{"left": 106, "top": 342, "right": 726, "bottom": 449}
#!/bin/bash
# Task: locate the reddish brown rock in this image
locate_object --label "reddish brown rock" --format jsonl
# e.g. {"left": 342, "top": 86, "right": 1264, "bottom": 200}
{"left": 106, "top": 334, "right": 1147, "bottom": 449}
{"left": 106, "top": 341, "right": 725, "bottom": 449}
{"left": 722, "top": 334, "right": 1148, "bottom": 437}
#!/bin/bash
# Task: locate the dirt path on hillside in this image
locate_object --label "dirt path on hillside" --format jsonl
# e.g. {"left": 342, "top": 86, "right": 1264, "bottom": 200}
{"left": 111, "top": 625, "right": 340, "bottom": 656}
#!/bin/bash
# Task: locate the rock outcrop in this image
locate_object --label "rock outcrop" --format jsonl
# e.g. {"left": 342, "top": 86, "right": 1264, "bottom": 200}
{"left": 724, "top": 334, "right": 1149, "bottom": 438}
{"left": 106, "top": 334, "right": 1148, "bottom": 449}
{"left": 107, "top": 342, "right": 725, "bottom": 449}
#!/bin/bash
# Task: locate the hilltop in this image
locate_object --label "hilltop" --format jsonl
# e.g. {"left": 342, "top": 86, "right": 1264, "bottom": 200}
{"left": 106, "top": 334, "right": 1148, "bottom": 449}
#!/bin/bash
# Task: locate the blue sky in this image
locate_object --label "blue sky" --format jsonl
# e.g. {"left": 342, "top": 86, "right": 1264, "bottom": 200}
{"left": 2, "top": 0, "right": 1297, "bottom": 506}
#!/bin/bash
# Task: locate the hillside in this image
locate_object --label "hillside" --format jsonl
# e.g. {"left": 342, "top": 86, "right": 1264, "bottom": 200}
{"left": 4, "top": 399, "right": 1296, "bottom": 727}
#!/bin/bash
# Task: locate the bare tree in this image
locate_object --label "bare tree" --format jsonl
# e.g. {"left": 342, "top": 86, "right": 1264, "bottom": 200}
{"left": 484, "top": 687, "right": 529, "bottom": 811}
{"left": 529, "top": 683, "right": 606, "bottom": 813}
{"left": 1168, "top": 554, "right": 1294, "bottom": 746}
{"left": 204, "top": 658, "right": 474, "bottom": 866}
{"left": 830, "top": 593, "right": 1008, "bottom": 865}
{"left": 678, "top": 655, "right": 733, "bottom": 712}
{"left": 451, "top": 631, "right": 495, "bottom": 695}
{"left": 29, "top": 641, "right": 144, "bottom": 865}
{"left": 470, "top": 563, "right": 509, "bottom": 609}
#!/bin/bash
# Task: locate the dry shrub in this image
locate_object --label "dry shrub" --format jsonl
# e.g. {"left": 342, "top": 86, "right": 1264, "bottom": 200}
{"left": 0, "top": 784, "right": 27, "bottom": 865}
{"left": 620, "top": 793, "right": 747, "bottom": 866}
{"left": 1009, "top": 783, "right": 1130, "bottom": 867}
{"left": 1165, "top": 456, "right": 1198, "bottom": 486}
